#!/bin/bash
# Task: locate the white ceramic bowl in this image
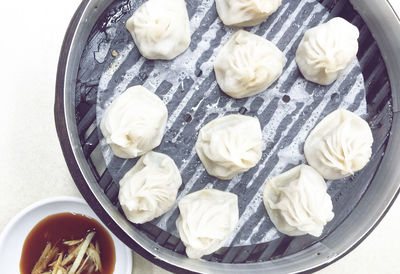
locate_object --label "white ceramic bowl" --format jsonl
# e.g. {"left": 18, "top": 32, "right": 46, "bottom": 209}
{"left": 0, "top": 196, "right": 132, "bottom": 274}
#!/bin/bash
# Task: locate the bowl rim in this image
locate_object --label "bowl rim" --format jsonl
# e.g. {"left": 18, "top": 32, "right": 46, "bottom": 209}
{"left": 0, "top": 196, "right": 133, "bottom": 274}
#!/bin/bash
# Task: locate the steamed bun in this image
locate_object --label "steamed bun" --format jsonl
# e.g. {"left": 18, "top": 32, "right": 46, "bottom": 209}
{"left": 119, "top": 151, "right": 182, "bottom": 224}
{"left": 304, "top": 109, "right": 373, "bottom": 180}
{"left": 214, "top": 30, "right": 284, "bottom": 99}
{"left": 126, "top": 0, "right": 191, "bottom": 60}
{"left": 176, "top": 189, "right": 239, "bottom": 259}
{"left": 100, "top": 85, "right": 167, "bottom": 158}
{"left": 263, "top": 164, "right": 334, "bottom": 237}
{"left": 216, "top": 0, "right": 282, "bottom": 27}
{"left": 195, "top": 114, "right": 263, "bottom": 180}
{"left": 296, "top": 17, "right": 359, "bottom": 85}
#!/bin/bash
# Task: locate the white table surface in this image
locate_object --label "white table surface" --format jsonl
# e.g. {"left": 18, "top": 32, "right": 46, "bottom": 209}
{"left": 1, "top": 1, "right": 399, "bottom": 273}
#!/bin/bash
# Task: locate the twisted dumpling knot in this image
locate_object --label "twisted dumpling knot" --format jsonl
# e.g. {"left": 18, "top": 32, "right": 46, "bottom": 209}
{"left": 195, "top": 114, "right": 263, "bottom": 180}
{"left": 318, "top": 116, "right": 372, "bottom": 177}
{"left": 304, "top": 109, "right": 373, "bottom": 180}
{"left": 214, "top": 30, "right": 284, "bottom": 99}
{"left": 126, "top": 0, "right": 190, "bottom": 60}
{"left": 100, "top": 85, "right": 168, "bottom": 158}
{"left": 263, "top": 164, "right": 334, "bottom": 237}
{"left": 296, "top": 17, "right": 359, "bottom": 85}
{"left": 176, "top": 189, "right": 239, "bottom": 259}
{"left": 119, "top": 151, "right": 182, "bottom": 224}
{"left": 132, "top": 6, "right": 173, "bottom": 42}
{"left": 216, "top": 0, "right": 282, "bottom": 27}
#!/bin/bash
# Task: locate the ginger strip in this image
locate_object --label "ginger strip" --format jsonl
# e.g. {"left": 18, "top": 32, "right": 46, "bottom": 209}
{"left": 68, "top": 231, "right": 95, "bottom": 274}
{"left": 31, "top": 243, "right": 58, "bottom": 274}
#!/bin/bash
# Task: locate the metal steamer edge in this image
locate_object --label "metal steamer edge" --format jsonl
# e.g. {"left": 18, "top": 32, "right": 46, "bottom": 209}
{"left": 54, "top": 0, "right": 400, "bottom": 273}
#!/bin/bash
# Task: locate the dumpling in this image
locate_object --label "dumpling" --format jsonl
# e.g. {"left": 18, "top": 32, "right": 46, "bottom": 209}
{"left": 295, "top": 17, "right": 359, "bottom": 85}
{"left": 214, "top": 30, "right": 284, "bottom": 99}
{"left": 304, "top": 109, "right": 373, "bottom": 180}
{"left": 176, "top": 189, "right": 239, "bottom": 259}
{"left": 215, "top": 0, "right": 282, "bottom": 27}
{"left": 263, "top": 164, "right": 334, "bottom": 237}
{"left": 118, "top": 151, "right": 182, "bottom": 224}
{"left": 126, "top": 0, "right": 190, "bottom": 60}
{"left": 100, "top": 85, "right": 168, "bottom": 158}
{"left": 195, "top": 114, "right": 263, "bottom": 180}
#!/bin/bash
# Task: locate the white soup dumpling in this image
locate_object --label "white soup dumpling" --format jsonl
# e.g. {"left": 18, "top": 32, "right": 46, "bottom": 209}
{"left": 296, "top": 17, "right": 359, "bottom": 85}
{"left": 100, "top": 85, "right": 167, "bottom": 158}
{"left": 216, "top": 0, "right": 282, "bottom": 27}
{"left": 214, "top": 30, "right": 284, "bottom": 99}
{"left": 304, "top": 109, "right": 373, "bottom": 180}
{"left": 126, "top": 0, "right": 191, "bottom": 60}
{"left": 118, "top": 151, "right": 182, "bottom": 224}
{"left": 176, "top": 189, "right": 239, "bottom": 259}
{"left": 263, "top": 164, "right": 334, "bottom": 237}
{"left": 195, "top": 114, "right": 263, "bottom": 180}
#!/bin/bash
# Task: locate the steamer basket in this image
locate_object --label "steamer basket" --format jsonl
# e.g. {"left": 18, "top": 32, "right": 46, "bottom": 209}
{"left": 55, "top": 0, "right": 400, "bottom": 272}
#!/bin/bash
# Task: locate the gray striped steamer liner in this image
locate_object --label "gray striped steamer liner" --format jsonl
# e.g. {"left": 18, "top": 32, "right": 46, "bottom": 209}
{"left": 78, "top": 0, "right": 366, "bottom": 246}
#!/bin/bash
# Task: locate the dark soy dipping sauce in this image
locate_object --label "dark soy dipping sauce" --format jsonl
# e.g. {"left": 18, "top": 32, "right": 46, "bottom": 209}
{"left": 20, "top": 213, "right": 115, "bottom": 274}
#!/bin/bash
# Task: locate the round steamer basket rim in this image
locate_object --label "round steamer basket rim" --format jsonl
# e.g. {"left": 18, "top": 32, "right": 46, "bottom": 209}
{"left": 55, "top": 0, "right": 400, "bottom": 273}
